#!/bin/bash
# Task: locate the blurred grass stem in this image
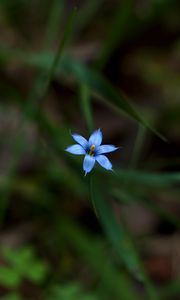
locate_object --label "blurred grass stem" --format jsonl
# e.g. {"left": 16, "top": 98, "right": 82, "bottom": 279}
{"left": 0, "top": 4, "right": 77, "bottom": 226}
{"left": 129, "top": 124, "right": 146, "bottom": 169}
{"left": 79, "top": 84, "right": 94, "bottom": 133}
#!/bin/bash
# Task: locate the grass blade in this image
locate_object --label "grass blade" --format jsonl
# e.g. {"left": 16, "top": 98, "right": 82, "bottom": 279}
{"left": 90, "top": 175, "right": 159, "bottom": 300}
{"left": 79, "top": 84, "right": 94, "bottom": 133}
{"left": 114, "top": 169, "right": 180, "bottom": 187}
{"left": 0, "top": 48, "right": 167, "bottom": 141}
{"left": 59, "top": 218, "right": 140, "bottom": 300}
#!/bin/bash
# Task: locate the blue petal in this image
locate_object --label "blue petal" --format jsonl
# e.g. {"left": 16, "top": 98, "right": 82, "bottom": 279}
{"left": 96, "top": 144, "right": 118, "bottom": 155}
{"left": 72, "top": 133, "right": 88, "bottom": 149}
{"left": 83, "top": 154, "right": 95, "bottom": 175}
{"left": 96, "top": 155, "right": 112, "bottom": 170}
{"left": 89, "top": 129, "right": 102, "bottom": 146}
{"left": 66, "top": 144, "right": 85, "bottom": 155}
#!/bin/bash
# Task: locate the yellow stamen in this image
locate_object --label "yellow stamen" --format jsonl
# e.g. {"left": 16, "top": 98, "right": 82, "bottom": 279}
{"left": 90, "top": 144, "right": 95, "bottom": 151}
{"left": 89, "top": 144, "right": 95, "bottom": 156}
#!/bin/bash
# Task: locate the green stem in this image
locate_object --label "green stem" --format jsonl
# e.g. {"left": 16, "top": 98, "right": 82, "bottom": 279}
{"left": 43, "top": 0, "right": 65, "bottom": 49}
{"left": 129, "top": 124, "right": 146, "bottom": 169}
{"left": 79, "top": 84, "right": 94, "bottom": 133}
{"left": 26, "top": 7, "right": 77, "bottom": 116}
{"left": 42, "top": 9, "right": 76, "bottom": 99}
{"left": 89, "top": 175, "right": 98, "bottom": 218}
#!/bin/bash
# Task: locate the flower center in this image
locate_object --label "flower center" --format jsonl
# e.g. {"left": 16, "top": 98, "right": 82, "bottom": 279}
{"left": 89, "top": 144, "right": 96, "bottom": 156}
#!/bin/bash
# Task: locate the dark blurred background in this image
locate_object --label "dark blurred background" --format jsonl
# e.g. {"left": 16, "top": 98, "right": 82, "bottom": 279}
{"left": 0, "top": 0, "right": 180, "bottom": 299}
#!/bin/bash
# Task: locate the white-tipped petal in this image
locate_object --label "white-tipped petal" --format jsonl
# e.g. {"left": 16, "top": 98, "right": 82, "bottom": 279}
{"left": 66, "top": 144, "right": 85, "bottom": 155}
{"left": 89, "top": 129, "right": 102, "bottom": 147}
{"left": 96, "top": 144, "right": 118, "bottom": 155}
{"left": 83, "top": 154, "right": 95, "bottom": 175}
{"left": 96, "top": 155, "right": 112, "bottom": 170}
{"left": 72, "top": 133, "right": 88, "bottom": 149}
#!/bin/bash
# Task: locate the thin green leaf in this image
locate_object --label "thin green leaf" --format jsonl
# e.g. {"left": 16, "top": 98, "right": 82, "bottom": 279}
{"left": 79, "top": 84, "right": 94, "bottom": 133}
{"left": 43, "top": 0, "right": 65, "bottom": 49}
{"left": 0, "top": 8, "right": 76, "bottom": 225}
{"left": 114, "top": 169, "right": 180, "bottom": 187}
{"left": 0, "top": 48, "right": 166, "bottom": 141}
{"left": 59, "top": 218, "right": 140, "bottom": 300}
{"left": 90, "top": 176, "right": 143, "bottom": 277}
{"left": 91, "top": 178, "right": 158, "bottom": 300}
{"left": 90, "top": 176, "right": 159, "bottom": 300}
{"left": 129, "top": 125, "right": 146, "bottom": 169}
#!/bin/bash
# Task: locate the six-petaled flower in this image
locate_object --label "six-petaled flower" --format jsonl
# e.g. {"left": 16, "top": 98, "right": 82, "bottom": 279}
{"left": 66, "top": 129, "right": 118, "bottom": 175}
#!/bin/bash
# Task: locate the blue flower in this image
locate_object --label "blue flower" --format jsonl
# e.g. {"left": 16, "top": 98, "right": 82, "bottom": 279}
{"left": 66, "top": 129, "right": 118, "bottom": 175}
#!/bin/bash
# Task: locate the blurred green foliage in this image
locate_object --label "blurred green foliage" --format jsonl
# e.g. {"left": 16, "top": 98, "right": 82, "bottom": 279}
{"left": 49, "top": 282, "right": 99, "bottom": 300}
{"left": 0, "top": 0, "right": 180, "bottom": 299}
{"left": 1, "top": 246, "right": 48, "bottom": 285}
